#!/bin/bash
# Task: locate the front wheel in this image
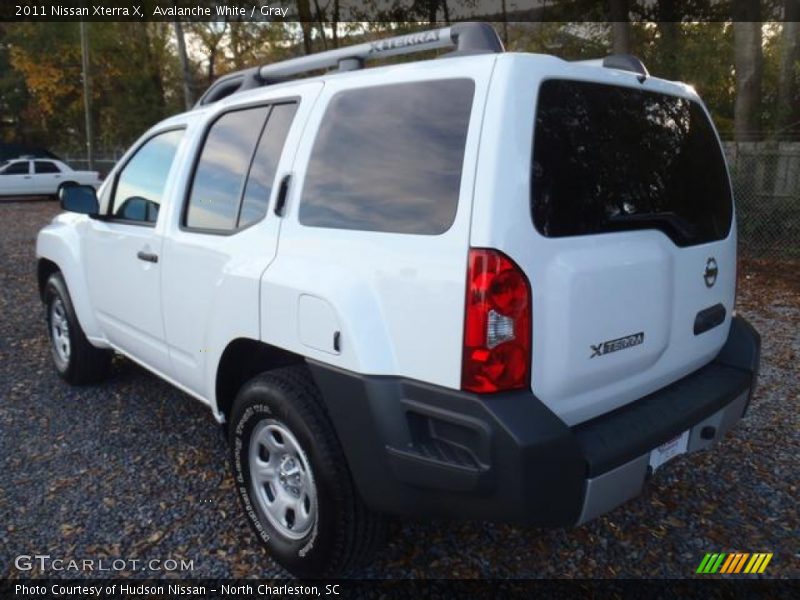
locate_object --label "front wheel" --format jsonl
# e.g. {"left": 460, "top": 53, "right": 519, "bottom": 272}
{"left": 229, "top": 366, "right": 385, "bottom": 577}
{"left": 44, "top": 272, "right": 112, "bottom": 384}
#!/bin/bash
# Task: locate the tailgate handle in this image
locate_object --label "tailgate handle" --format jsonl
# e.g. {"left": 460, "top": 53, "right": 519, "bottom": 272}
{"left": 694, "top": 303, "right": 726, "bottom": 335}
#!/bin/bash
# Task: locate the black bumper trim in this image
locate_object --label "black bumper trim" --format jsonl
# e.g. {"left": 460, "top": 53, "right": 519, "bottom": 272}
{"left": 306, "top": 315, "right": 760, "bottom": 526}
{"left": 572, "top": 363, "right": 751, "bottom": 477}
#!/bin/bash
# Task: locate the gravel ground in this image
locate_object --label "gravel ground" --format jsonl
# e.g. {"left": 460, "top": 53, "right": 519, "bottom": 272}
{"left": 1, "top": 201, "right": 797, "bottom": 580}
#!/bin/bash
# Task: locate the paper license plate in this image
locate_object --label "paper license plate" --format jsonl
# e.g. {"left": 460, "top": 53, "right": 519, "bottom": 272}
{"left": 649, "top": 430, "right": 690, "bottom": 472}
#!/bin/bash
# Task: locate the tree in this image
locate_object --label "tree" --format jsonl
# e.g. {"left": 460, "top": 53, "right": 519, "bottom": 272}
{"left": 733, "top": 0, "right": 763, "bottom": 141}
{"left": 296, "top": 0, "right": 314, "bottom": 54}
{"left": 776, "top": 2, "right": 800, "bottom": 137}
{"left": 609, "top": 0, "right": 631, "bottom": 54}
{"left": 331, "top": 0, "right": 340, "bottom": 48}
{"left": 0, "top": 24, "right": 32, "bottom": 143}
{"left": 188, "top": 22, "right": 228, "bottom": 84}
{"left": 173, "top": 21, "right": 194, "bottom": 110}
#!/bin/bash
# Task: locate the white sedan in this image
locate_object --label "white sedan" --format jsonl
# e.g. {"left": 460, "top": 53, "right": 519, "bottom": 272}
{"left": 0, "top": 159, "right": 102, "bottom": 197}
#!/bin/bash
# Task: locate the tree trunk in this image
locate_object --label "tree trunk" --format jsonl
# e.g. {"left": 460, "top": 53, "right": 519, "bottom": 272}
{"left": 733, "top": 17, "right": 762, "bottom": 141}
{"left": 207, "top": 47, "right": 216, "bottom": 84}
{"left": 776, "top": 2, "right": 800, "bottom": 136}
{"left": 229, "top": 22, "right": 242, "bottom": 68}
{"left": 609, "top": 0, "right": 631, "bottom": 54}
{"left": 312, "top": 0, "right": 328, "bottom": 50}
{"left": 657, "top": 21, "right": 679, "bottom": 80}
{"left": 296, "top": 0, "right": 313, "bottom": 54}
{"left": 173, "top": 21, "right": 194, "bottom": 110}
{"left": 331, "top": 0, "right": 339, "bottom": 48}
{"left": 139, "top": 24, "right": 165, "bottom": 114}
{"left": 500, "top": 0, "right": 509, "bottom": 46}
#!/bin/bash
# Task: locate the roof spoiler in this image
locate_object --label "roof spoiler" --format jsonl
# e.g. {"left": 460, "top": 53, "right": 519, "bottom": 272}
{"left": 602, "top": 54, "right": 649, "bottom": 83}
{"left": 573, "top": 54, "right": 649, "bottom": 83}
{"left": 196, "top": 22, "right": 504, "bottom": 107}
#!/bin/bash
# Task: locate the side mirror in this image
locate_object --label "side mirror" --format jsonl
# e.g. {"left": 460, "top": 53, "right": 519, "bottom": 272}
{"left": 59, "top": 184, "right": 99, "bottom": 216}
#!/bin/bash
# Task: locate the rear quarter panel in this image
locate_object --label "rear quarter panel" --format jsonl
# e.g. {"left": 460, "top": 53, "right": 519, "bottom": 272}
{"left": 260, "top": 56, "right": 497, "bottom": 387}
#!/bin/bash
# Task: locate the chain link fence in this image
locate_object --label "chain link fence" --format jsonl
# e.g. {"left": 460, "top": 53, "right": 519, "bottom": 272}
{"left": 61, "top": 157, "right": 118, "bottom": 179}
{"left": 724, "top": 142, "right": 800, "bottom": 260}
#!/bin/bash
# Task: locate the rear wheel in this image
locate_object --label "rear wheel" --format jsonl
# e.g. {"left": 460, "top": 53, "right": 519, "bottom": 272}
{"left": 229, "top": 366, "right": 386, "bottom": 577}
{"left": 44, "top": 272, "right": 112, "bottom": 384}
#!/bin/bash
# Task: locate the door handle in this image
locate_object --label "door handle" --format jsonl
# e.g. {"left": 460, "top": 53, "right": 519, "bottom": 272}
{"left": 274, "top": 174, "right": 291, "bottom": 216}
{"left": 136, "top": 251, "right": 159, "bottom": 263}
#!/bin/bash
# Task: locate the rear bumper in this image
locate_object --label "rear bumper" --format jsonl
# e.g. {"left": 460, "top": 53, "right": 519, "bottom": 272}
{"left": 308, "top": 316, "right": 760, "bottom": 526}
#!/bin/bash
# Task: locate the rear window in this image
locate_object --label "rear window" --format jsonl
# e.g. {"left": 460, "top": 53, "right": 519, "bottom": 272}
{"left": 532, "top": 79, "right": 732, "bottom": 246}
{"left": 299, "top": 79, "right": 474, "bottom": 235}
{"left": 35, "top": 161, "right": 60, "bottom": 174}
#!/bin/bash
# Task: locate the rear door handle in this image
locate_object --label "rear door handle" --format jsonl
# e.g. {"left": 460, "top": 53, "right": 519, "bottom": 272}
{"left": 136, "top": 251, "right": 159, "bottom": 264}
{"left": 274, "top": 174, "right": 291, "bottom": 216}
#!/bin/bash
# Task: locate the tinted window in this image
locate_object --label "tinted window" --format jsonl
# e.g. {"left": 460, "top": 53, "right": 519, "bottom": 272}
{"left": 117, "top": 197, "right": 159, "bottom": 223}
{"left": 113, "top": 129, "right": 184, "bottom": 223}
{"left": 35, "top": 161, "right": 61, "bottom": 174}
{"left": 299, "top": 79, "right": 474, "bottom": 234}
{"left": 238, "top": 103, "right": 297, "bottom": 228}
{"left": 186, "top": 106, "right": 269, "bottom": 231}
{"left": 532, "top": 80, "right": 732, "bottom": 246}
{"left": 3, "top": 161, "right": 29, "bottom": 175}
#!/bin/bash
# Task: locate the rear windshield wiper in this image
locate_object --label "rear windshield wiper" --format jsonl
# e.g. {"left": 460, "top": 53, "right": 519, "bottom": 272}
{"left": 603, "top": 212, "right": 699, "bottom": 244}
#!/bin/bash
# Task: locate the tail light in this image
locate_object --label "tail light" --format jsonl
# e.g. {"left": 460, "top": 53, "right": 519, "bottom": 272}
{"left": 461, "top": 248, "right": 532, "bottom": 393}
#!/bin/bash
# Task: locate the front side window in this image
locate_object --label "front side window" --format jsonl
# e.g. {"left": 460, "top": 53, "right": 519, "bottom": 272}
{"left": 2, "top": 161, "right": 29, "bottom": 175}
{"left": 299, "top": 79, "right": 475, "bottom": 235}
{"left": 112, "top": 129, "right": 185, "bottom": 224}
{"left": 35, "top": 161, "right": 61, "bottom": 174}
{"left": 531, "top": 79, "right": 733, "bottom": 246}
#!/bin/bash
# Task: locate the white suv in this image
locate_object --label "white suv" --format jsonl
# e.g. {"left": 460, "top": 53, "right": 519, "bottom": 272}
{"left": 36, "top": 23, "right": 760, "bottom": 577}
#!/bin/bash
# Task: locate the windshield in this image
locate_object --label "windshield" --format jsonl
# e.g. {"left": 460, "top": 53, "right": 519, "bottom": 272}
{"left": 531, "top": 79, "right": 733, "bottom": 247}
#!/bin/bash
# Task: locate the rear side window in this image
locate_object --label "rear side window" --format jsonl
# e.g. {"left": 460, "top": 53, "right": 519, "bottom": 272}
{"left": 238, "top": 103, "right": 297, "bottom": 228}
{"left": 35, "top": 161, "right": 60, "bottom": 173}
{"left": 186, "top": 106, "right": 269, "bottom": 231}
{"left": 299, "top": 79, "right": 474, "bottom": 235}
{"left": 186, "top": 102, "right": 297, "bottom": 232}
{"left": 532, "top": 79, "right": 733, "bottom": 246}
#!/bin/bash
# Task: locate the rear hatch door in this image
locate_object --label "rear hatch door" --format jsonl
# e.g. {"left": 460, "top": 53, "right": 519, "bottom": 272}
{"left": 473, "top": 59, "right": 736, "bottom": 426}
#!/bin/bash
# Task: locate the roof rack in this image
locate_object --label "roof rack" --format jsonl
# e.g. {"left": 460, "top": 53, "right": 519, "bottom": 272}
{"left": 196, "top": 22, "right": 503, "bottom": 107}
{"left": 575, "top": 54, "right": 650, "bottom": 83}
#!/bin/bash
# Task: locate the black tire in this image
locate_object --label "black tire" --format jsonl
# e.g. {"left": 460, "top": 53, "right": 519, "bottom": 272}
{"left": 44, "top": 272, "right": 112, "bottom": 385}
{"left": 229, "top": 365, "right": 386, "bottom": 577}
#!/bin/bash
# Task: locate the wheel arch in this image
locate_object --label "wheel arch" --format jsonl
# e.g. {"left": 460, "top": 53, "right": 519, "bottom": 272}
{"left": 36, "top": 222, "right": 105, "bottom": 341}
{"left": 215, "top": 338, "right": 306, "bottom": 424}
{"left": 37, "top": 257, "right": 60, "bottom": 301}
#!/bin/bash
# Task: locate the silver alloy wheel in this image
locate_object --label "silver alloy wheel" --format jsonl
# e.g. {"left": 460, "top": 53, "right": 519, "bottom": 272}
{"left": 50, "top": 297, "right": 71, "bottom": 365}
{"left": 248, "top": 419, "right": 317, "bottom": 540}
